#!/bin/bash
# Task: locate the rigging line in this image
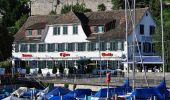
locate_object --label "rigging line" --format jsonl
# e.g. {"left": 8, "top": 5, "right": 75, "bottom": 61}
{"left": 127, "top": 0, "right": 149, "bottom": 87}
{"left": 160, "top": 0, "right": 165, "bottom": 78}
{"left": 134, "top": 29, "right": 149, "bottom": 87}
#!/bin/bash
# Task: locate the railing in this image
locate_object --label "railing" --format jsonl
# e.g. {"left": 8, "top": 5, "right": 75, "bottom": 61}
{"left": 24, "top": 73, "right": 170, "bottom": 88}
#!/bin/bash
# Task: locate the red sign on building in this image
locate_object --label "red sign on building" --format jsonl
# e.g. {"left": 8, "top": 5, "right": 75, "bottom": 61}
{"left": 60, "top": 53, "right": 70, "bottom": 57}
{"left": 22, "top": 54, "right": 32, "bottom": 57}
{"left": 102, "top": 53, "right": 113, "bottom": 56}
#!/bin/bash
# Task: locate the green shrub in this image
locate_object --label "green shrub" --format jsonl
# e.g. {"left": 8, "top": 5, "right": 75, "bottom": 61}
{"left": 64, "top": 83, "right": 69, "bottom": 89}
{"left": 38, "top": 67, "right": 42, "bottom": 74}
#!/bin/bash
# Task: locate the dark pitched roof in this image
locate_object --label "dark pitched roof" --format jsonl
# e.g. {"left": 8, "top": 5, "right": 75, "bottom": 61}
{"left": 27, "top": 22, "right": 47, "bottom": 30}
{"left": 88, "top": 19, "right": 114, "bottom": 26}
{"left": 86, "top": 8, "right": 148, "bottom": 41}
{"left": 48, "top": 12, "right": 86, "bottom": 24}
{"left": 14, "top": 15, "right": 58, "bottom": 43}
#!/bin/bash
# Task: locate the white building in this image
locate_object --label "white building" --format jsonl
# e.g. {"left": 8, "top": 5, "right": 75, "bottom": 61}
{"left": 12, "top": 8, "right": 162, "bottom": 74}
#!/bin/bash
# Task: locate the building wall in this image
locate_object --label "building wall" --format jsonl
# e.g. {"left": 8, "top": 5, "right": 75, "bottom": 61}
{"left": 44, "top": 24, "right": 89, "bottom": 43}
{"left": 31, "top": 0, "right": 113, "bottom": 15}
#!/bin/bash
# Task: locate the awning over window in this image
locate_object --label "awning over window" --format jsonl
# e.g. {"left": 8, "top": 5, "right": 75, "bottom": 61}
{"left": 123, "top": 56, "right": 163, "bottom": 64}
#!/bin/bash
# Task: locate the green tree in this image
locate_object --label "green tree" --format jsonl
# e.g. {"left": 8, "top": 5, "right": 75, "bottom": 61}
{"left": 0, "top": 0, "right": 30, "bottom": 28}
{"left": 61, "top": 3, "right": 91, "bottom": 14}
{"left": 98, "top": 3, "right": 106, "bottom": 11}
{"left": 0, "top": 24, "right": 13, "bottom": 61}
{"left": 52, "top": 66, "right": 57, "bottom": 74}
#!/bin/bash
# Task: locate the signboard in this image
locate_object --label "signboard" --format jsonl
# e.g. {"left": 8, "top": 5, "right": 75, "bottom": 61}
{"left": 102, "top": 53, "right": 113, "bottom": 57}
{"left": 22, "top": 54, "right": 32, "bottom": 57}
{"left": 60, "top": 53, "right": 70, "bottom": 57}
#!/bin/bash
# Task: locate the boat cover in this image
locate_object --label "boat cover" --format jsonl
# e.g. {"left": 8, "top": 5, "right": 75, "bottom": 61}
{"left": 126, "top": 79, "right": 169, "bottom": 100}
{"left": 63, "top": 89, "right": 92, "bottom": 100}
{"left": 92, "top": 79, "right": 132, "bottom": 98}
{"left": 45, "top": 87, "right": 70, "bottom": 99}
{"left": 22, "top": 88, "right": 39, "bottom": 97}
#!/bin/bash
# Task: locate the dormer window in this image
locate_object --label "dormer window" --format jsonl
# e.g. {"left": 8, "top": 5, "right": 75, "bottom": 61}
{"left": 73, "top": 25, "right": 78, "bottom": 34}
{"left": 98, "top": 26, "right": 104, "bottom": 33}
{"left": 37, "top": 29, "right": 42, "bottom": 35}
{"left": 28, "top": 30, "right": 32, "bottom": 36}
{"left": 53, "top": 26, "right": 60, "bottom": 35}
{"left": 63, "top": 25, "right": 68, "bottom": 35}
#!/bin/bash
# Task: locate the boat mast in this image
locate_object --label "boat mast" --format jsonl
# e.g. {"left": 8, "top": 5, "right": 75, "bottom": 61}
{"left": 125, "top": 0, "right": 129, "bottom": 79}
{"left": 160, "top": 0, "right": 165, "bottom": 78}
{"left": 132, "top": 0, "right": 136, "bottom": 91}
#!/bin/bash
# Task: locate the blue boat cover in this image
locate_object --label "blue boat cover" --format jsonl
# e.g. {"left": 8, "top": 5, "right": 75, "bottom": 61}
{"left": 64, "top": 89, "right": 92, "bottom": 100}
{"left": 22, "top": 88, "right": 39, "bottom": 97}
{"left": 45, "top": 87, "right": 70, "bottom": 99}
{"left": 93, "top": 79, "right": 132, "bottom": 98}
{"left": 49, "top": 96, "right": 61, "bottom": 100}
{"left": 126, "top": 79, "right": 169, "bottom": 100}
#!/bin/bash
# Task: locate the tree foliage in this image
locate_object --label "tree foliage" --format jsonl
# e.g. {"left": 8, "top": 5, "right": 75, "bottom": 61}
{"left": 52, "top": 66, "right": 57, "bottom": 74}
{"left": 98, "top": 3, "right": 106, "bottom": 11}
{"left": 0, "top": 24, "right": 13, "bottom": 61}
{"left": 0, "top": 0, "right": 30, "bottom": 61}
{"left": 61, "top": 3, "right": 91, "bottom": 14}
{"left": 0, "top": 0, "right": 30, "bottom": 28}
{"left": 111, "top": 0, "right": 150, "bottom": 9}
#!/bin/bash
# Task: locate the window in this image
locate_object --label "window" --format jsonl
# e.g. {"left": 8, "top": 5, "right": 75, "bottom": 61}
{"left": 98, "top": 26, "right": 104, "bottom": 33}
{"left": 78, "top": 43, "right": 85, "bottom": 51}
{"left": 68, "top": 43, "right": 75, "bottom": 51}
{"left": 47, "top": 44, "right": 55, "bottom": 52}
{"left": 29, "top": 44, "right": 37, "bottom": 52}
{"left": 118, "top": 41, "right": 124, "bottom": 50}
{"left": 150, "top": 26, "right": 155, "bottom": 35}
{"left": 87, "top": 43, "right": 91, "bottom": 51}
{"left": 100, "top": 42, "right": 106, "bottom": 51}
{"left": 53, "top": 26, "right": 60, "bottom": 35}
{"left": 73, "top": 25, "right": 78, "bottom": 34}
{"left": 38, "top": 44, "right": 46, "bottom": 52}
{"left": 63, "top": 26, "right": 68, "bottom": 35}
{"left": 28, "top": 30, "right": 32, "bottom": 36}
{"left": 20, "top": 44, "right": 28, "bottom": 52}
{"left": 15, "top": 44, "right": 19, "bottom": 52}
{"left": 110, "top": 41, "right": 117, "bottom": 51}
{"left": 58, "top": 43, "right": 64, "bottom": 52}
{"left": 140, "top": 24, "right": 144, "bottom": 35}
{"left": 37, "top": 29, "right": 42, "bottom": 35}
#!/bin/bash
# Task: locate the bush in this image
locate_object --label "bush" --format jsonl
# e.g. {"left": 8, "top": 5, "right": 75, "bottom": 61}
{"left": 25, "top": 65, "right": 30, "bottom": 74}
{"left": 52, "top": 66, "right": 57, "bottom": 74}
{"left": 38, "top": 67, "right": 42, "bottom": 74}
{"left": 64, "top": 83, "right": 69, "bottom": 89}
{"left": 73, "top": 84, "right": 76, "bottom": 90}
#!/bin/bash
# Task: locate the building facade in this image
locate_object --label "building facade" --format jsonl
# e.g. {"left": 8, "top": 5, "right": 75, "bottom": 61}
{"left": 12, "top": 8, "right": 162, "bottom": 75}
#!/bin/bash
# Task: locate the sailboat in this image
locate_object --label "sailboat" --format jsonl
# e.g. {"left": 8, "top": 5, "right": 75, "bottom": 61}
{"left": 117, "top": 0, "right": 170, "bottom": 100}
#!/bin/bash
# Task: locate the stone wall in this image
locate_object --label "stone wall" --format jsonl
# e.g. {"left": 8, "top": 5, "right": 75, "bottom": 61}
{"left": 31, "top": 0, "right": 112, "bottom": 15}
